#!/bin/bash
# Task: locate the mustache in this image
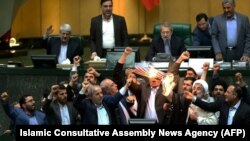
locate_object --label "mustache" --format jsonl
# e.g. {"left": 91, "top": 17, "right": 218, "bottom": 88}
{"left": 128, "top": 81, "right": 141, "bottom": 94}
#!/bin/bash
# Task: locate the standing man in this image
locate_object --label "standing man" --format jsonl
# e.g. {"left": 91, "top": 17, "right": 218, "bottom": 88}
{"left": 192, "top": 13, "right": 213, "bottom": 46}
{"left": 212, "top": 0, "right": 250, "bottom": 62}
{"left": 145, "top": 22, "right": 186, "bottom": 61}
{"left": 89, "top": 0, "right": 128, "bottom": 59}
{"left": 43, "top": 24, "right": 83, "bottom": 64}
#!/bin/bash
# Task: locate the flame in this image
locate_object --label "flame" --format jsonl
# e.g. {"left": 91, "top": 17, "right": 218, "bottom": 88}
{"left": 162, "top": 73, "right": 176, "bottom": 97}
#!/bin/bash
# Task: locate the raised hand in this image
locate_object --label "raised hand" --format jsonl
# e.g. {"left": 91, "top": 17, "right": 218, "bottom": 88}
{"left": 45, "top": 25, "right": 54, "bottom": 37}
{"left": 1, "top": 92, "right": 9, "bottom": 101}
{"left": 124, "top": 47, "right": 133, "bottom": 55}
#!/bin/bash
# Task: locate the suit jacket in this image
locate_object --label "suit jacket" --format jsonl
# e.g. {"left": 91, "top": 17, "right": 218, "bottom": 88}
{"left": 219, "top": 101, "right": 250, "bottom": 125}
{"left": 42, "top": 37, "right": 83, "bottom": 63}
{"left": 138, "top": 62, "right": 181, "bottom": 124}
{"left": 211, "top": 12, "right": 250, "bottom": 60}
{"left": 42, "top": 99, "right": 79, "bottom": 125}
{"left": 145, "top": 36, "right": 186, "bottom": 61}
{"left": 2, "top": 101, "right": 47, "bottom": 125}
{"left": 74, "top": 92, "right": 123, "bottom": 125}
{"left": 89, "top": 14, "right": 129, "bottom": 57}
{"left": 170, "top": 93, "right": 191, "bottom": 125}
{"left": 194, "top": 94, "right": 250, "bottom": 125}
{"left": 192, "top": 17, "right": 213, "bottom": 46}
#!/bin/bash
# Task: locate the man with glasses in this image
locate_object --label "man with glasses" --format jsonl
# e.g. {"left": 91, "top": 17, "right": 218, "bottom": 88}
{"left": 1, "top": 92, "right": 47, "bottom": 126}
{"left": 42, "top": 23, "right": 83, "bottom": 64}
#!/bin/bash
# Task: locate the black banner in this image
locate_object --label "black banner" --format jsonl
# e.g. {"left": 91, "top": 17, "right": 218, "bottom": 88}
{"left": 15, "top": 125, "right": 250, "bottom": 140}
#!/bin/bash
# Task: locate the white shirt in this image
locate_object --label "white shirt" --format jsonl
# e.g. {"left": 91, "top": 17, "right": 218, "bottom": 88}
{"left": 97, "top": 105, "right": 110, "bottom": 125}
{"left": 227, "top": 100, "right": 241, "bottom": 125}
{"left": 102, "top": 16, "right": 115, "bottom": 49}
{"left": 58, "top": 44, "right": 68, "bottom": 64}
{"left": 59, "top": 103, "right": 70, "bottom": 125}
{"left": 145, "top": 87, "right": 159, "bottom": 122}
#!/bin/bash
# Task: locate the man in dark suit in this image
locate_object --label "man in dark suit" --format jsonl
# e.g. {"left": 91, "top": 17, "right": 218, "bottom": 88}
{"left": 192, "top": 13, "right": 213, "bottom": 46}
{"left": 42, "top": 24, "right": 83, "bottom": 64}
{"left": 42, "top": 84, "right": 79, "bottom": 125}
{"left": 212, "top": 0, "right": 250, "bottom": 62}
{"left": 145, "top": 22, "right": 186, "bottom": 61}
{"left": 73, "top": 82, "right": 130, "bottom": 125}
{"left": 89, "top": 0, "right": 128, "bottom": 59}
{"left": 185, "top": 84, "right": 250, "bottom": 125}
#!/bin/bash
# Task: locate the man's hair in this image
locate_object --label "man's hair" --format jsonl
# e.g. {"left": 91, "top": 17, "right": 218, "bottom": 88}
{"left": 100, "top": 0, "right": 112, "bottom": 5}
{"left": 19, "top": 94, "right": 33, "bottom": 109}
{"left": 100, "top": 79, "right": 110, "bottom": 94}
{"left": 87, "top": 85, "right": 100, "bottom": 97}
{"left": 196, "top": 13, "right": 208, "bottom": 22}
{"left": 60, "top": 23, "right": 72, "bottom": 32}
{"left": 160, "top": 22, "right": 173, "bottom": 32}
{"left": 184, "top": 77, "right": 197, "bottom": 84}
{"left": 186, "top": 67, "right": 197, "bottom": 76}
{"left": 222, "top": 0, "right": 235, "bottom": 6}
{"left": 211, "top": 79, "right": 228, "bottom": 92}
{"left": 231, "top": 84, "right": 242, "bottom": 99}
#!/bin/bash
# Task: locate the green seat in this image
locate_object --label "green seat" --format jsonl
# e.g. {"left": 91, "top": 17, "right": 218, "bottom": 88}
{"left": 153, "top": 23, "right": 192, "bottom": 46}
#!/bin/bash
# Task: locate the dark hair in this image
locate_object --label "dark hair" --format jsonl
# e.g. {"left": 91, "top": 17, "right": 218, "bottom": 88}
{"left": 100, "top": 0, "right": 112, "bottom": 5}
{"left": 232, "top": 84, "right": 242, "bottom": 99}
{"left": 58, "top": 84, "right": 66, "bottom": 90}
{"left": 184, "top": 77, "right": 197, "bottom": 84}
{"left": 19, "top": 94, "right": 32, "bottom": 109}
{"left": 196, "top": 13, "right": 208, "bottom": 22}
{"left": 186, "top": 67, "right": 197, "bottom": 76}
{"left": 211, "top": 79, "right": 228, "bottom": 92}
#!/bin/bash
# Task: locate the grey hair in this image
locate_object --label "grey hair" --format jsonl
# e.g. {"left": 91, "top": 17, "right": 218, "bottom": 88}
{"left": 60, "top": 23, "right": 72, "bottom": 32}
{"left": 87, "top": 85, "right": 100, "bottom": 97}
{"left": 160, "top": 22, "right": 173, "bottom": 32}
{"left": 100, "top": 79, "right": 110, "bottom": 94}
{"left": 222, "top": 0, "right": 235, "bottom": 6}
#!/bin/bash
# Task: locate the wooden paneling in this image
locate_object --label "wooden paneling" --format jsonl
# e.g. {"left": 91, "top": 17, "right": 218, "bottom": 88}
{"left": 41, "top": 0, "right": 60, "bottom": 35}
{"left": 80, "top": 0, "right": 100, "bottom": 35}
{"left": 60, "top": 0, "right": 80, "bottom": 34}
{"left": 20, "top": 0, "right": 41, "bottom": 37}
{"left": 11, "top": 0, "right": 250, "bottom": 38}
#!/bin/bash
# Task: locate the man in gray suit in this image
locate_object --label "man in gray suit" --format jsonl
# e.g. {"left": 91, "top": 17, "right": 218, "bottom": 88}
{"left": 212, "top": 0, "right": 250, "bottom": 62}
{"left": 89, "top": 0, "right": 128, "bottom": 59}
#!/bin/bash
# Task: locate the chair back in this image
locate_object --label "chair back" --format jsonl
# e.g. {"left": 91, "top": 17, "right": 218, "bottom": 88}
{"left": 153, "top": 23, "right": 192, "bottom": 46}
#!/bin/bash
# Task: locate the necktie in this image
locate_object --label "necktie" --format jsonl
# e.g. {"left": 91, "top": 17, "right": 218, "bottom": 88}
{"left": 164, "top": 40, "right": 171, "bottom": 55}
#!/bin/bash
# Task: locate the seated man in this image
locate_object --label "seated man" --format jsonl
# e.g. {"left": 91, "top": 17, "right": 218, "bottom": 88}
{"left": 145, "top": 22, "right": 186, "bottom": 61}
{"left": 42, "top": 24, "right": 83, "bottom": 64}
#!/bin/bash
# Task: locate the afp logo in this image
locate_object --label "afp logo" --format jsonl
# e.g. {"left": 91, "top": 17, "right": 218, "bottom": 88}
{"left": 221, "top": 129, "right": 245, "bottom": 138}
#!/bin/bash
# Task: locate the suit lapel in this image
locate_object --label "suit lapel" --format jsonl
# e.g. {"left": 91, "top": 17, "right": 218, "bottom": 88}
{"left": 232, "top": 102, "right": 242, "bottom": 125}
{"left": 98, "top": 15, "right": 103, "bottom": 41}
{"left": 55, "top": 39, "right": 61, "bottom": 57}
{"left": 113, "top": 15, "right": 117, "bottom": 40}
{"left": 54, "top": 102, "right": 62, "bottom": 123}
{"left": 236, "top": 13, "right": 241, "bottom": 45}
{"left": 67, "top": 103, "right": 73, "bottom": 124}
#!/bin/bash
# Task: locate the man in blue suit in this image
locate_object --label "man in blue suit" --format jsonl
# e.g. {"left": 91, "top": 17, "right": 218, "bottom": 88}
{"left": 1, "top": 92, "right": 47, "bottom": 125}
{"left": 212, "top": 0, "right": 250, "bottom": 62}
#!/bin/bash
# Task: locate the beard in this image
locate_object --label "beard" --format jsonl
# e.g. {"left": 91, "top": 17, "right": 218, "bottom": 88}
{"left": 129, "top": 81, "right": 141, "bottom": 94}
